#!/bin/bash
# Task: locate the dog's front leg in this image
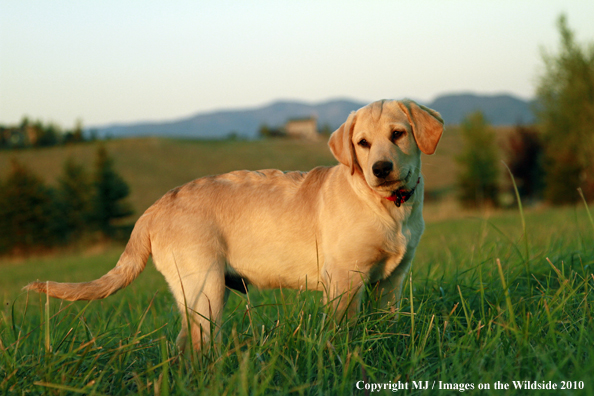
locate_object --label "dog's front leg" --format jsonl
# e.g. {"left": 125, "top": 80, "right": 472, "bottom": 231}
{"left": 373, "top": 249, "right": 415, "bottom": 312}
{"left": 321, "top": 264, "right": 366, "bottom": 324}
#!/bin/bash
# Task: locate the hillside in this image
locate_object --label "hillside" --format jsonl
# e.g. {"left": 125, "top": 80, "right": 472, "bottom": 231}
{"left": 94, "top": 99, "right": 364, "bottom": 140}
{"left": 0, "top": 139, "right": 341, "bottom": 219}
{"left": 430, "top": 93, "right": 535, "bottom": 126}
{"left": 92, "top": 93, "right": 534, "bottom": 139}
{"left": 0, "top": 133, "right": 471, "bottom": 220}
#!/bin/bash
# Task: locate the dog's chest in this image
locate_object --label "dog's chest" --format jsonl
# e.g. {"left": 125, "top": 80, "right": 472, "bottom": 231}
{"left": 366, "top": 209, "right": 421, "bottom": 281}
{"left": 382, "top": 226, "right": 407, "bottom": 256}
{"left": 371, "top": 226, "right": 407, "bottom": 279}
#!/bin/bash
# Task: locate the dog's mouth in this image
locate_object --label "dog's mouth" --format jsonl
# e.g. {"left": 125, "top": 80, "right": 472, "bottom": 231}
{"left": 386, "top": 175, "right": 420, "bottom": 206}
{"left": 374, "top": 170, "right": 411, "bottom": 189}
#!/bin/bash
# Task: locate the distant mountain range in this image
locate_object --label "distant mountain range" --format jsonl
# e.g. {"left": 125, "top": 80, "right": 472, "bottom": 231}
{"left": 92, "top": 93, "right": 535, "bottom": 139}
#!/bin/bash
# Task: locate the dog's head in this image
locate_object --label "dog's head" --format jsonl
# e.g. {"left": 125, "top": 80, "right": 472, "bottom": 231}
{"left": 328, "top": 99, "right": 443, "bottom": 198}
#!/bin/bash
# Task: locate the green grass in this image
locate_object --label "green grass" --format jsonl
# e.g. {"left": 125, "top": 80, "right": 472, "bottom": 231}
{"left": 1, "top": 202, "right": 593, "bottom": 395}
{"left": 1, "top": 136, "right": 593, "bottom": 394}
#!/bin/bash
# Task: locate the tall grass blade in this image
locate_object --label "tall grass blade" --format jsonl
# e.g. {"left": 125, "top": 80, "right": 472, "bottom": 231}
{"left": 496, "top": 259, "right": 518, "bottom": 333}
{"left": 44, "top": 281, "right": 51, "bottom": 354}
{"left": 160, "top": 337, "right": 170, "bottom": 396}
{"left": 503, "top": 162, "right": 531, "bottom": 276}
{"left": 577, "top": 188, "right": 594, "bottom": 234}
{"left": 34, "top": 381, "right": 109, "bottom": 395}
{"left": 457, "top": 285, "right": 472, "bottom": 332}
{"left": 409, "top": 271, "right": 415, "bottom": 354}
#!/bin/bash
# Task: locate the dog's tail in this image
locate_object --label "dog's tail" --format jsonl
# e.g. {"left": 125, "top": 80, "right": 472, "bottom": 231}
{"left": 24, "top": 213, "right": 152, "bottom": 301}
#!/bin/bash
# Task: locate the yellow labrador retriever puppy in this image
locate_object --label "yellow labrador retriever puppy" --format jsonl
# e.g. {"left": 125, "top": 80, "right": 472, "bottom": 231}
{"left": 26, "top": 99, "right": 443, "bottom": 351}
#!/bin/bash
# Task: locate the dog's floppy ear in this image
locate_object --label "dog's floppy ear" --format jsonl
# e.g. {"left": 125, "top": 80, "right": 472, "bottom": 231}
{"left": 328, "top": 111, "right": 358, "bottom": 174}
{"left": 397, "top": 100, "right": 444, "bottom": 155}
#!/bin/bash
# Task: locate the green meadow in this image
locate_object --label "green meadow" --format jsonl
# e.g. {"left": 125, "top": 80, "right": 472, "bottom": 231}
{"left": 1, "top": 138, "right": 593, "bottom": 395}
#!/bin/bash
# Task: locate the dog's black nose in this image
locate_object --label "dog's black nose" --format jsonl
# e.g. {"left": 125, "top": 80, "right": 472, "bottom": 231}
{"left": 372, "top": 161, "right": 393, "bottom": 179}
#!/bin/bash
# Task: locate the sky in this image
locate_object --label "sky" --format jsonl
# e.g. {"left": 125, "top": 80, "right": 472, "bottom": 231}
{"left": 1, "top": 1, "right": 594, "bottom": 128}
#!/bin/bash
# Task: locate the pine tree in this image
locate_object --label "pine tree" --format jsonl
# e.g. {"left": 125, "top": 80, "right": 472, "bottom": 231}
{"left": 0, "top": 160, "right": 64, "bottom": 253}
{"left": 90, "top": 146, "right": 133, "bottom": 236}
{"left": 456, "top": 112, "right": 500, "bottom": 208}
{"left": 59, "top": 157, "right": 92, "bottom": 240}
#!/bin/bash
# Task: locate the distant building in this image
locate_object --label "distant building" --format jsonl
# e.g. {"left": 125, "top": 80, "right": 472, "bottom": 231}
{"left": 25, "top": 126, "right": 39, "bottom": 146}
{"left": 285, "top": 117, "right": 318, "bottom": 140}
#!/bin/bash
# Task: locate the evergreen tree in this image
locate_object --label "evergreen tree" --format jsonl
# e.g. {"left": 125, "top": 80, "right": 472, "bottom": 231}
{"left": 35, "top": 121, "right": 60, "bottom": 147}
{"left": 59, "top": 157, "right": 92, "bottom": 240}
{"left": 63, "top": 119, "right": 85, "bottom": 144}
{"left": 0, "top": 160, "right": 64, "bottom": 253}
{"left": 73, "top": 119, "right": 84, "bottom": 142}
{"left": 536, "top": 15, "right": 594, "bottom": 204}
{"left": 456, "top": 112, "right": 500, "bottom": 208}
{"left": 90, "top": 146, "right": 133, "bottom": 236}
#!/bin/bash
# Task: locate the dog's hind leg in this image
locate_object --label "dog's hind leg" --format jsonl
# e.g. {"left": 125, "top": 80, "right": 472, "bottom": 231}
{"left": 156, "top": 249, "right": 226, "bottom": 353}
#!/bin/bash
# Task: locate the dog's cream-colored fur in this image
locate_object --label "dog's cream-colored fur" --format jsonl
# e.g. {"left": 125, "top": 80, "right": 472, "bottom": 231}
{"left": 25, "top": 99, "right": 443, "bottom": 351}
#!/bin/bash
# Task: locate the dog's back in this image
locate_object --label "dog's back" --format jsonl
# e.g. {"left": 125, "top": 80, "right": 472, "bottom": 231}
{"left": 148, "top": 166, "right": 336, "bottom": 290}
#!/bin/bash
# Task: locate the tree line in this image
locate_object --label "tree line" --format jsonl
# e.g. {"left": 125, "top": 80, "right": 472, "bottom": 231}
{"left": 0, "top": 146, "right": 133, "bottom": 255}
{"left": 0, "top": 118, "right": 99, "bottom": 150}
{"left": 457, "top": 15, "right": 594, "bottom": 208}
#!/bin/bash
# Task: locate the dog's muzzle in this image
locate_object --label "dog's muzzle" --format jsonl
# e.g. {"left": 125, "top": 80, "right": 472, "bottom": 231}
{"left": 372, "top": 161, "right": 394, "bottom": 179}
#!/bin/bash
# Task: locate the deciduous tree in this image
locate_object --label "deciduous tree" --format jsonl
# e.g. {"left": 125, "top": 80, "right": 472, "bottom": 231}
{"left": 536, "top": 15, "right": 594, "bottom": 204}
{"left": 506, "top": 125, "right": 545, "bottom": 203}
{"left": 456, "top": 112, "right": 500, "bottom": 208}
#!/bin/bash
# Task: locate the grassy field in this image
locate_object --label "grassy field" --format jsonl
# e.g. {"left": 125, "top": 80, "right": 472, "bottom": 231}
{"left": 1, "top": 202, "right": 593, "bottom": 394}
{"left": 1, "top": 137, "right": 593, "bottom": 394}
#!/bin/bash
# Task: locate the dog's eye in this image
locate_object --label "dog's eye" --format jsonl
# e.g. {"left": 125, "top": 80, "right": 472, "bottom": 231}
{"left": 358, "top": 139, "right": 370, "bottom": 148}
{"left": 391, "top": 130, "right": 405, "bottom": 142}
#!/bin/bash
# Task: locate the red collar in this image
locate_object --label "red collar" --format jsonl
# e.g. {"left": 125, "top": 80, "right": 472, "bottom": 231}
{"left": 385, "top": 177, "right": 420, "bottom": 207}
